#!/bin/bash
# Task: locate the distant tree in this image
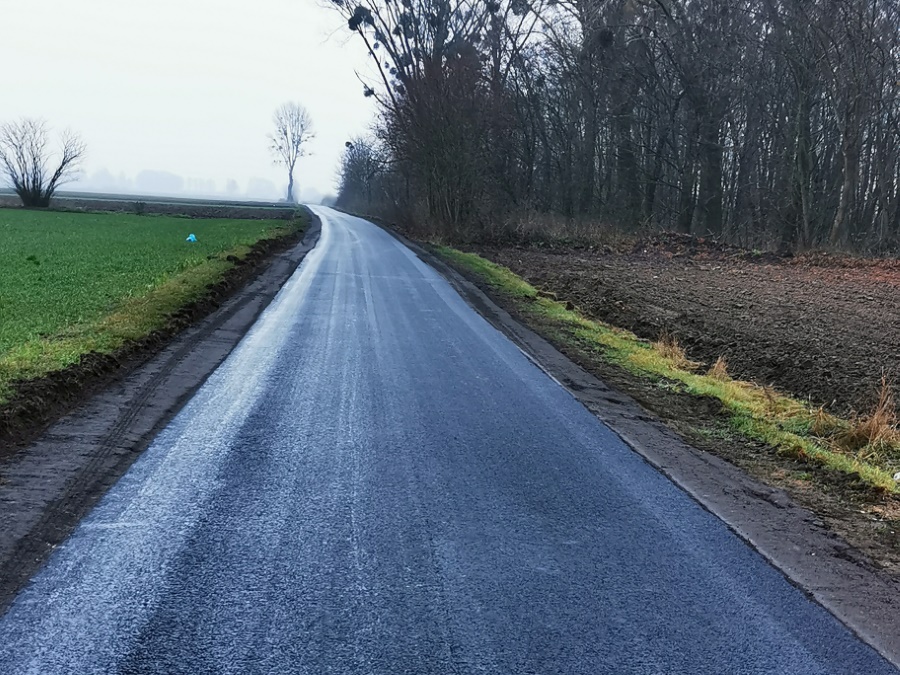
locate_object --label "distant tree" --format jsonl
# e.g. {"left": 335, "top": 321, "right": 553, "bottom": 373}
{"left": 135, "top": 169, "right": 184, "bottom": 195}
{"left": 0, "top": 118, "right": 86, "bottom": 207}
{"left": 247, "top": 177, "right": 280, "bottom": 201}
{"left": 338, "top": 137, "right": 387, "bottom": 211}
{"left": 269, "top": 102, "right": 314, "bottom": 203}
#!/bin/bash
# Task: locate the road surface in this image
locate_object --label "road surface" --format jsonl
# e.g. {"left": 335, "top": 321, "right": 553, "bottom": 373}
{"left": 0, "top": 207, "right": 894, "bottom": 674}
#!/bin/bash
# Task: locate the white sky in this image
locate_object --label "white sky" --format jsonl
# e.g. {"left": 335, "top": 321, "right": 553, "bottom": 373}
{"left": 1, "top": 0, "right": 375, "bottom": 199}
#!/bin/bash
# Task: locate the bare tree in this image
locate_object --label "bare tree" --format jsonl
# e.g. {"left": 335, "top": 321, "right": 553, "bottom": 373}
{"left": 333, "top": 0, "right": 900, "bottom": 252}
{"left": 338, "top": 137, "right": 387, "bottom": 212}
{"left": 329, "top": 0, "right": 546, "bottom": 232}
{"left": 0, "top": 119, "right": 86, "bottom": 207}
{"left": 269, "top": 102, "right": 314, "bottom": 203}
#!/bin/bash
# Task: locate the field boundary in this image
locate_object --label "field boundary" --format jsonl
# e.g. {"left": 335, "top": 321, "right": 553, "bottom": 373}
{"left": 0, "top": 213, "right": 321, "bottom": 610}
{"left": 378, "top": 226, "right": 900, "bottom": 668}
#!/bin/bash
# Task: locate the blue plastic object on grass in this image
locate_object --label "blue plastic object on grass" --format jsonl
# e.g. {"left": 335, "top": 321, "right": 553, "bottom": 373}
{"left": 186, "top": 234, "right": 197, "bottom": 242}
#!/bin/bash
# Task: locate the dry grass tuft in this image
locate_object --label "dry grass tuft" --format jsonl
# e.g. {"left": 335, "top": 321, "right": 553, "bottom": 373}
{"left": 762, "top": 385, "right": 778, "bottom": 411}
{"left": 707, "top": 356, "right": 729, "bottom": 381}
{"left": 839, "top": 375, "right": 900, "bottom": 457}
{"left": 811, "top": 405, "right": 843, "bottom": 438}
{"left": 537, "top": 288, "right": 559, "bottom": 301}
{"left": 653, "top": 331, "right": 701, "bottom": 371}
{"left": 507, "top": 211, "right": 636, "bottom": 251}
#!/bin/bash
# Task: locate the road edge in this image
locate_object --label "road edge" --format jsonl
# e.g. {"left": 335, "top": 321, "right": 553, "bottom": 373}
{"left": 0, "top": 213, "right": 322, "bottom": 612}
{"left": 381, "top": 223, "right": 900, "bottom": 668}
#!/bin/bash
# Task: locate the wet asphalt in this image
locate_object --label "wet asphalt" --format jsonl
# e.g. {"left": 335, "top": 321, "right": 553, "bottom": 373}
{"left": 0, "top": 207, "right": 895, "bottom": 674}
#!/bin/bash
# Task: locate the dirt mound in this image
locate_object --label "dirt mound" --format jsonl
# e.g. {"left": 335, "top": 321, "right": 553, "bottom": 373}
{"left": 793, "top": 251, "right": 900, "bottom": 272}
{"left": 630, "top": 231, "right": 787, "bottom": 263}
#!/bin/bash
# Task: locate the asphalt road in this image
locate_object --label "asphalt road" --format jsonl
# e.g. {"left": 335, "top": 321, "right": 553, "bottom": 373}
{"left": 0, "top": 207, "right": 894, "bottom": 674}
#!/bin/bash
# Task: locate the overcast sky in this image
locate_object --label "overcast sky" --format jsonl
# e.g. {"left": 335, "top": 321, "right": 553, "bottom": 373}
{"left": 2, "top": 0, "right": 375, "bottom": 200}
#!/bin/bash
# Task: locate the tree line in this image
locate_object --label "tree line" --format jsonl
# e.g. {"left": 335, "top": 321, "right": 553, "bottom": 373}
{"left": 332, "top": 0, "right": 900, "bottom": 251}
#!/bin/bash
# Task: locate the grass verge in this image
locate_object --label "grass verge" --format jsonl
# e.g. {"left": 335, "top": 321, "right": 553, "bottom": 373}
{"left": 436, "top": 246, "right": 899, "bottom": 494}
{"left": 0, "top": 209, "right": 306, "bottom": 403}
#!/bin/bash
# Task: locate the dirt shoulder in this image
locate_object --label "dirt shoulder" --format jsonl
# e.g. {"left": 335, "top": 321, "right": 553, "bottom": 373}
{"left": 0, "top": 215, "right": 321, "bottom": 611}
{"left": 391, "top": 232, "right": 900, "bottom": 667}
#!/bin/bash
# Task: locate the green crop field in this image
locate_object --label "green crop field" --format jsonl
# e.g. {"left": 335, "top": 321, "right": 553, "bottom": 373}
{"left": 0, "top": 208, "right": 304, "bottom": 403}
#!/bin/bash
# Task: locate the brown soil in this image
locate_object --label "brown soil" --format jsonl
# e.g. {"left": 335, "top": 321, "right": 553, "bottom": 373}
{"left": 0, "top": 224, "right": 306, "bottom": 457}
{"left": 478, "top": 240, "right": 900, "bottom": 417}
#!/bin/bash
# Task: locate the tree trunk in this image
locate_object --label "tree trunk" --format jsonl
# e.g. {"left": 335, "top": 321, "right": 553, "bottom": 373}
{"left": 697, "top": 116, "right": 724, "bottom": 236}
{"left": 579, "top": 82, "right": 597, "bottom": 214}
{"left": 614, "top": 102, "right": 640, "bottom": 225}
{"left": 677, "top": 161, "right": 697, "bottom": 234}
{"left": 796, "top": 100, "right": 814, "bottom": 249}
{"left": 829, "top": 121, "right": 859, "bottom": 246}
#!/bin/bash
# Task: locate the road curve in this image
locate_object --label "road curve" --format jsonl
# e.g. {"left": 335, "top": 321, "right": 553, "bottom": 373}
{"left": 0, "top": 207, "right": 894, "bottom": 674}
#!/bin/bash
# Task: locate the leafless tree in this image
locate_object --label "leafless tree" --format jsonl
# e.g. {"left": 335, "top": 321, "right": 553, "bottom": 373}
{"left": 269, "top": 102, "right": 314, "bottom": 203}
{"left": 337, "top": 137, "right": 387, "bottom": 212}
{"left": 328, "top": 0, "right": 546, "bottom": 233}
{"left": 0, "top": 119, "right": 86, "bottom": 207}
